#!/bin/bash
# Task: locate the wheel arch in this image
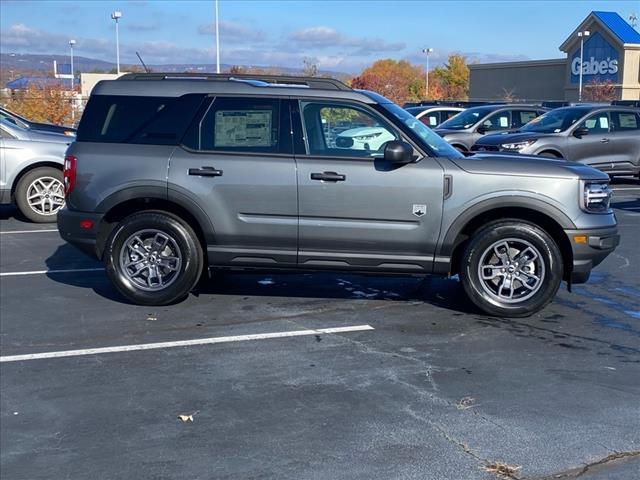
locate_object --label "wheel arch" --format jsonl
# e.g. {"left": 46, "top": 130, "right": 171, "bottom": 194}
{"left": 441, "top": 201, "right": 574, "bottom": 281}
{"left": 11, "top": 161, "right": 63, "bottom": 196}
{"left": 536, "top": 149, "right": 564, "bottom": 158}
{"left": 95, "top": 191, "right": 214, "bottom": 262}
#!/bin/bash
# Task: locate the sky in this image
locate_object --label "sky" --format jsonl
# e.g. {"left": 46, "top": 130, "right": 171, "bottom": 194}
{"left": 1, "top": 0, "right": 639, "bottom": 73}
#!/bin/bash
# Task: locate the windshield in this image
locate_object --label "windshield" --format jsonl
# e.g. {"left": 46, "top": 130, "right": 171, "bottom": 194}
{"left": 381, "top": 103, "right": 462, "bottom": 158}
{"left": 437, "top": 106, "right": 495, "bottom": 130}
{"left": 521, "top": 108, "right": 586, "bottom": 133}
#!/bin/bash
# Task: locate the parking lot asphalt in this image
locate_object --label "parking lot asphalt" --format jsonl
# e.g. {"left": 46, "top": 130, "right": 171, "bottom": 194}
{"left": 1, "top": 181, "right": 639, "bottom": 480}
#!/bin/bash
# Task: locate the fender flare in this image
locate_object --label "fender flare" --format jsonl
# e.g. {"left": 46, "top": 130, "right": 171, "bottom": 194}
{"left": 437, "top": 196, "right": 576, "bottom": 257}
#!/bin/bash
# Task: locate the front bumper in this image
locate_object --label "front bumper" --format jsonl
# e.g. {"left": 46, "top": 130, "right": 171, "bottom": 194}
{"left": 57, "top": 207, "right": 104, "bottom": 259}
{"left": 565, "top": 226, "right": 620, "bottom": 284}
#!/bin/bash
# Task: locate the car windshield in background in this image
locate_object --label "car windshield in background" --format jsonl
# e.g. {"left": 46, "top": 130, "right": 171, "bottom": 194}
{"left": 437, "top": 106, "right": 495, "bottom": 130}
{"left": 521, "top": 108, "right": 586, "bottom": 133}
{"left": 382, "top": 103, "right": 463, "bottom": 158}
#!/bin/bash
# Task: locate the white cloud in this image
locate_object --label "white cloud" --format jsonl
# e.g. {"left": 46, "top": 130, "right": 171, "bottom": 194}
{"left": 197, "top": 20, "right": 266, "bottom": 43}
{"left": 289, "top": 26, "right": 405, "bottom": 54}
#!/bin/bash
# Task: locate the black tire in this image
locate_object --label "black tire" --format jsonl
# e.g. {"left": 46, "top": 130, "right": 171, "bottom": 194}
{"left": 15, "top": 167, "right": 65, "bottom": 223}
{"left": 459, "top": 220, "right": 563, "bottom": 317}
{"left": 104, "top": 211, "right": 204, "bottom": 305}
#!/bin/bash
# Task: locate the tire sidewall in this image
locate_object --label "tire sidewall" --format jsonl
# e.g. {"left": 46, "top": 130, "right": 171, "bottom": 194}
{"left": 105, "top": 212, "right": 203, "bottom": 305}
{"left": 462, "top": 222, "right": 562, "bottom": 317}
{"left": 15, "top": 167, "right": 64, "bottom": 223}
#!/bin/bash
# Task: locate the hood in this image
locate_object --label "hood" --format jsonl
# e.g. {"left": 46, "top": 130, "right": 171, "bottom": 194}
{"left": 433, "top": 128, "right": 463, "bottom": 137}
{"left": 475, "top": 131, "right": 553, "bottom": 146}
{"left": 451, "top": 152, "right": 608, "bottom": 180}
{"left": 28, "top": 130, "right": 73, "bottom": 145}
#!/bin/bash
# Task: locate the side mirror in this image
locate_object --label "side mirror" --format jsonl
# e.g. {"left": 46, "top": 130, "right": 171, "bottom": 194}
{"left": 476, "top": 125, "right": 489, "bottom": 134}
{"left": 383, "top": 141, "right": 414, "bottom": 164}
{"left": 573, "top": 127, "right": 589, "bottom": 138}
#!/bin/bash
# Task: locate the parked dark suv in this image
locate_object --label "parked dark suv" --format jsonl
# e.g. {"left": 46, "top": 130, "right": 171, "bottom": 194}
{"left": 58, "top": 74, "right": 619, "bottom": 317}
{"left": 471, "top": 105, "right": 640, "bottom": 178}
{"left": 434, "top": 104, "right": 548, "bottom": 152}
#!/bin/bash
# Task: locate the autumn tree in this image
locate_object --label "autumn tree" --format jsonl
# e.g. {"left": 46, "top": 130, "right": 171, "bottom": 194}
{"left": 583, "top": 80, "right": 618, "bottom": 102}
{"left": 4, "top": 84, "right": 73, "bottom": 125}
{"left": 302, "top": 58, "right": 318, "bottom": 77}
{"left": 351, "top": 59, "right": 425, "bottom": 105}
{"left": 430, "top": 54, "right": 469, "bottom": 100}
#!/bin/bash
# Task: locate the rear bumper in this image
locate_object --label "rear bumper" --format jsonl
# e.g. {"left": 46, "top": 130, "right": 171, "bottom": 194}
{"left": 565, "top": 226, "right": 620, "bottom": 284}
{"left": 57, "top": 207, "right": 104, "bottom": 260}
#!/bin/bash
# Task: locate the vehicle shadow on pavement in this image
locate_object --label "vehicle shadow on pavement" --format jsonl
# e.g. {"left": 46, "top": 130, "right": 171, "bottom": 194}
{"left": 0, "top": 205, "right": 28, "bottom": 222}
{"left": 44, "top": 244, "right": 478, "bottom": 314}
{"left": 611, "top": 198, "right": 640, "bottom": 212}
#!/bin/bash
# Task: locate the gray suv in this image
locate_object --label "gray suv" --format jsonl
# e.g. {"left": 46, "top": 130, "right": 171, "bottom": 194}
{"left": 434, "top": 104, "right": 548, "bottom": 152}
{"left": 58, "top": 74, "right": 619, "bottom": 317}
{"left": 471, "top": 105, "right": 640, "bottom": 178}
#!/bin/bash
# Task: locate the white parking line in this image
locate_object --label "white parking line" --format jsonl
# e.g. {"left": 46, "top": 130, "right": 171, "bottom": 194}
{"left": 0, "top": 229, "right": 58, "bottom": 234}
{"left": 0, "top": 268, "right": 104, "bottom": 277}
{"left": 0, "top": 325, "right": 375, "bottom": 363}
{"left": 612, "top": 187, "right": 640, "bottom": 191}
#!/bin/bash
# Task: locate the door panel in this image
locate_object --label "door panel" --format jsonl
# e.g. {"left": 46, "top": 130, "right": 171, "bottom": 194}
{"left": 295, "top": 100, "right": 444, "bottom": 272}
{"left": 566, "top": 112, "right": 611, "bottom": 166}
{"left": 169, "top": 97, "right": 297, "bottom": 266}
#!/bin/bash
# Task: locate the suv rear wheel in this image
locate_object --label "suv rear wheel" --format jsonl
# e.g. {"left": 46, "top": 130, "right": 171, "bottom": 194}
{"left": 460, "top": 220, "right": 562, "bottom": 317}
{"left": 15, "top": 167, "right": 65, "bottom": 223}
{"left": 105, "top": 211, "right": 203, "bottom": 305}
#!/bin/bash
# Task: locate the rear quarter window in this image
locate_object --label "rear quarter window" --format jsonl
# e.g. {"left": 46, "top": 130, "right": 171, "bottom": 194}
{"left": 76, "top": 94, "right": 205, "bottom": 144}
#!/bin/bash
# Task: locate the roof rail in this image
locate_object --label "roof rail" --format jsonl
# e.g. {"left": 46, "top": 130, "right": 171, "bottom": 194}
{"left": 117, "top": 72, "right": 351, "bottom": 91}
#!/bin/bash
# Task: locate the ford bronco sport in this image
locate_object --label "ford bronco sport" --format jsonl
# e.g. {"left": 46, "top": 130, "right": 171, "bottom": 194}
{"left": 58, "top": 73, "right": 620, "bottom": 317}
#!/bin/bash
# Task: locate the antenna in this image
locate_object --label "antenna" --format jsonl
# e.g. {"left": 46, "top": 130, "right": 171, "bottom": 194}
{"left": 135, "top": 51, "right": 150, "bottom": 73}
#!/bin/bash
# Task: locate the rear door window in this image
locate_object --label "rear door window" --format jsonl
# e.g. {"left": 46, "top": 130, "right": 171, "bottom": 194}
{"left": 419, "top": 112, "right": 440, "bottom": 127}
{"left": 512, "top": 110, "right": 540, "bottom": 128}
{"left": 182, "top": 97, "right": 290, "bottom": 154}
{"left": 610, "top": 111, "right": 640, "bottom": 131}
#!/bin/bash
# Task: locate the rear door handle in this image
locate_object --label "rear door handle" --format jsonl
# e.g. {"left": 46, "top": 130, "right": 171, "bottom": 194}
{"left": 310, "top": 171, "right": 346, "bottom": 182}
{"left": 188, "top": 166, "right": 223, "bottom": 177}
{"left": 600, "top": 138, "right": 610, "bottom": 143}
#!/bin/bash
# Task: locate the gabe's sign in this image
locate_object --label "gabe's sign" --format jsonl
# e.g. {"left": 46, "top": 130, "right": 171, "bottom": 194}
{"left": 569, "top": 31, "right": 619, "bottom": 84}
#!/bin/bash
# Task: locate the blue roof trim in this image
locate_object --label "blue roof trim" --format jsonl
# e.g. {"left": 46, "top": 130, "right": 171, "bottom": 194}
{"left": 6, "top": 77, "right": 69, "bottom": 89}
{"left": 593, "top": 11, "right": 640, "bottom": 44}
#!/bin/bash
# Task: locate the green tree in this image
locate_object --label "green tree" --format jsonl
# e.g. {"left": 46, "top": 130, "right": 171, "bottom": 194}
{"left": 431, "top": 54, "right": 469, "bottom": 100}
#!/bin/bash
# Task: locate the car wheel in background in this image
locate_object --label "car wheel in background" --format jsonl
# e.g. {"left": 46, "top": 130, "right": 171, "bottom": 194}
{"left": 460, "top": 220, "right": 563, "bottom": 317}
{"left": 15, "top": 167, "right": 65, "bottom": 223}
{"left": 104, "top": 211, "right": 203, "bottom": 305}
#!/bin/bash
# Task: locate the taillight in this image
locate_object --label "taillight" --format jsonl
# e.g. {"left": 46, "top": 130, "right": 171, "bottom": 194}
{"left": 63, "top": 155, "right": 77, "bottom": 196}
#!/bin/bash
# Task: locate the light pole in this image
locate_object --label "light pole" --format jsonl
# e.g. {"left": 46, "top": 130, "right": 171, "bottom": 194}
{"left": 215, "top": 0, "right": 220, "bottom": 73}
{"left": 422, "top": 48, "right": 433, "bottom": 100}
{"left": 69, "top": 39, "right": 76, "bottom": 90}
{"left": 111, "top": 11, "right": 122, "bottom": 74}
{"left": 577, "top": 30, "right": 590, "bottom": 102}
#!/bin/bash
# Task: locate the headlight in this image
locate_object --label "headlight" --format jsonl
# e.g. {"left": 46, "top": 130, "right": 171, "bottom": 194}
{"left": 353, "top": 132, "right": 382, "bottom": 141}
{"left": 501, "top": 140, "right": 536, "bottom": 151}
{"left": 580, "top": 181, "right": 612, "bottom": 213}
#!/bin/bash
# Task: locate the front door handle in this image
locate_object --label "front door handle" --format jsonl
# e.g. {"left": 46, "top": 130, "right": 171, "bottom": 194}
{"left": 188, "top": 166, "right": 223, "bottom": 177}
{"left": 310, "top": 171, "right": 346, "bottom": 182}
{"left": 600, "top": 138, "right": 610, "bottom": 143}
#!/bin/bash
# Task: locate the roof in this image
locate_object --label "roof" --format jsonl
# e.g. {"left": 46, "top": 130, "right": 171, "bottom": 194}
{"left": 6, "top": 76, "right": 69, "bottom": 89}
{"left": 592, "top": 11, "right": 640, "bottom": 44}
{"left": 560, "top": 11, "right": 640, "bottom": 51}
{"left": 92, "top": 73, "right": 376, "bottom": 103}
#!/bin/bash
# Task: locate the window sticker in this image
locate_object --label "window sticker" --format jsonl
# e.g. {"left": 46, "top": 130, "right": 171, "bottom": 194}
{"left": 214, "top": 110, "right": 272, "bottom": 147}
{"left": 619, "top": 114, "right": 637, "bottom": 129}
{"left": 499, "top": 116, "right": 509, "bottom": 128}
{"left": 599, "top": 116, "right": 609, "bottom": 129}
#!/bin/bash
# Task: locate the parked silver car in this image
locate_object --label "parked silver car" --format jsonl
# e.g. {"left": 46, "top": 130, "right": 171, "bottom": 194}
{"left": 471, "top": 105, "right": 640, "bottom": 178}
{"left": 0, "top": 119, "right": 70, "bottom": 222}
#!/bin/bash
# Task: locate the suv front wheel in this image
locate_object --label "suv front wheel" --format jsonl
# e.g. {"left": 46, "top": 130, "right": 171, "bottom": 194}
{"left": 460, "top": 220, "right": 563, "bottom": 317}
{"left": 105, "top": 211, "right": 204, "bottom": 305}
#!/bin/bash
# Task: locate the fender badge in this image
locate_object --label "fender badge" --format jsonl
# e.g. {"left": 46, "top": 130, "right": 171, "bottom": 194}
{"left": 412, "top": 204, "right": 427, "bottom": 217}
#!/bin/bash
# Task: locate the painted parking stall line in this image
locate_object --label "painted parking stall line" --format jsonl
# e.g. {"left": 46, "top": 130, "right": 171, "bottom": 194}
{"left": 0, "top": 325, "right": 375, "bottom": 363}
{"left": 0, "top": 268, "right": 104, "bottom": 277}
{"left": 0, "top": 229, "right": 59, "bottom": 235}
